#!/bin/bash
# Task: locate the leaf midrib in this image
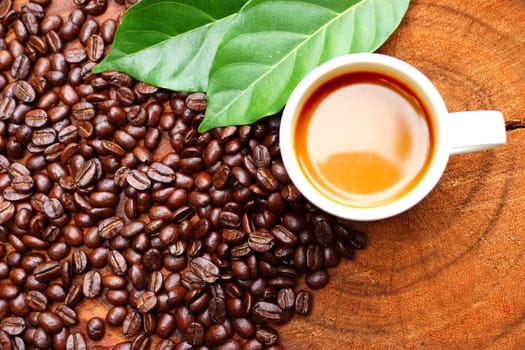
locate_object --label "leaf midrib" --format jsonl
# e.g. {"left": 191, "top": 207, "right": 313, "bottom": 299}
{"left": 209, "top": 0, "right": 368, "bottom": 116}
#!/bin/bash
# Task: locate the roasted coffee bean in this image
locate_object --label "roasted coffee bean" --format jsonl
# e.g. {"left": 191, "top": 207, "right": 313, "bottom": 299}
{"left": 0, "top": 200, "right": 15, "bottom": 224}
{"left": 136, "top": 291, "right": 157, "bottom": 313}
{"left": 71, "top": 101, "right": 95, "bottom": 121}
{"left": 306, "top": 243, "right": 324, "bottom": 272}
{"left": 44, "top": 197, "right": 64, "bottom": 219}
{"left": 0, "top": 282, "right": 18, "bottom": 299}
{"left": 127, "top": 169, "right": 151, "bottom": 190}
{"left": 34, "top": 261, "right": 61, "bottom": 282}
{"left": 99, "top": 17, "right": 116, "bottom": 42}
{"left": 122, "top": 310, "right": 142, "bottom": 338}
{"left": 24, "top": 290, "right": 48, "bottom": 311}
{"left": 185, "top": 92, "right": 207, "bottom": 111}
{"left": 25, "top": 108, "right": 48, "bottom": 127}
{"left": 24, "top": 327, "right": 51, "bottom": 348}
{"left": 45, "top": 29, "right": 63, "bottom": 52}
{"left": 190, "top": 257, "right": 220, "bottom": 284}
{"left": 11, "top": 55, "right": 31, "bottom": 80}
{"left": 41, "top": 14, "right": 62, "bottom": 33}
{"left": 147, "top": 162, "right": 175, "bottom": 183}
{"left": 0, "top": 316, "right": 26, "bottom": 335}
{"left": 252, "top": 302, "right": 283, "bottom": 324}
{"left": 28, "top": 35, "right": 47, "bottom": 56}
{"left": 108, "top": 249, "right": 128, "bottom": 276}
{"left": 294, "top": 290, "right": 312, "bottom": 316}
{"left": 72, "top": 250, "right": 88, "bottom": 274}
{"left": 38, "top": 311, "right": 63, "bottom": 334}
{"left": 12, "top": 80, "right": 36, "bottom": 103}
{"left": 78, "top": 18, "right": 98, "bottom": 44}
{"left": 106, "top": 305, "right": 127, "bottom": 327}
{"left": 209, "top": 297, "right": 227, "bottom": 324}
{"left": 98, "top": 216, "right": 124, "bottom": 239}
{"left": 64, "top": 284, "right": 82, "bottom": 307}
{"left": 86, "top": 317, "right": 105, "bottom": 340}
{"left": 248, "top": 231, "right": 275, "bottom": 253}
{"left": 131, "top": 332, "right": 151, "bottom": 350}
{"left": 82, "top": 270, "right": 101, "bottom": 298}
{"left": 149, "top": 312, "right": 174, "bottom": 340}
{"left": 183, "top": 322, "right": 203, "bottom": 346}
{"left": 56, "top": 304, "right": 78, "bottom": 326}
{"left": 204, "top": 324, "right": 228, "bottom": 346}
{"left": 277, "top": 288, "right": 295, "bottom": 310}
{"left": 256, "top": 326, "right": 279, "bottom": 346}
{"left": 66, "top": 332, "right": 86, "bottom": 350}
{"left": 305, "top": 268, "right": 329, "bottom": 290}
{"left": 0, "top": 96, "right": 15, "bottom": 121}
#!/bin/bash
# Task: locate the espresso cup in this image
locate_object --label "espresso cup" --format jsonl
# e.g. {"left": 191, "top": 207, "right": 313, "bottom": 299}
{"left": 280, "top": 53, "right": 506, "bottom": 221}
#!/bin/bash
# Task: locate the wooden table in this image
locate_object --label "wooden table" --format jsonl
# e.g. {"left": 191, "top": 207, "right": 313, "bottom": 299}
{"left": 10, "top": 0, "right": 525, "bottom": 349}
{"left": 280, "top": 1, "right": 525, "bottom": 348}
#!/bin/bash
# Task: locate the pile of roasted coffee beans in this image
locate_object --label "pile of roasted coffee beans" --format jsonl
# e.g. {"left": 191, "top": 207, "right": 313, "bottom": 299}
{"left": 0, "top": 0, "right": 367, "bottom": 349}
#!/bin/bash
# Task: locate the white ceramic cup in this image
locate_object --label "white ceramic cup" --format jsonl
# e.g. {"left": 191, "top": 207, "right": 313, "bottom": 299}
{"left": 280, "top": 53, "right": 507, "bottom": 221}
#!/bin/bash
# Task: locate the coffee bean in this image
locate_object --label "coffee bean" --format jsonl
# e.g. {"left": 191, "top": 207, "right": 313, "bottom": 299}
{"left": 66, "top": 332, "right": 86, "bottom": 350}
{"left": 136, "top": 291, "right": 157, "bottom": 313}
{"left": 64, "top": 284, "right": 82, "bottom": 307}
{"left": 0, "top": 200, "right": 15, "bottom": 224}
{"left": 108, "top": 249, "right": 128, "bottom": 276}
{"left": 38, "top": 311, "right": 63, "bottom": 333}
{"left": 78, "top": 18, "right": 98, "bottom": 44}
{"left": 12, "top": 80, "right": 36, "bottom": 103}
{"left": 0, "top": 316, "right": 26, "bottom": 335}
{"left": 131, "top": 332, "right": 151, "bottom": 350}
{"left": 209, "top": 296, "right": 227, "bottom": 324}
{"left": 11, "top": 55, "right": 31, "bottom": 80}
{"left": 248, "top": 231, "right": 275, "bottom": 253}
{"left": 252, "top": 302, "right": 283, "bottom": 324}
{"left": 86, "top": 317, "right": 105, "bottom": 340}
{"left": 24, "top": 290, "right": 48, "bottom": 311}
{"left": 34, "top": 261, "right": 61, "bottom": 282}
{"left": 82, "top": 270, "right": 101, "bottom": 298}
{"left": 95, "top": 16, "right": 114, "bottom": 40}
{"left": 205, "top": 324, "right": 228, "bottom": 346}
{"left": 72, "top": 250, "right": 88, "bottom": 274}
{"left": 98, "top": 216, "right": 124, "bottom": 239}
{"left": 0, "top": 97, "right": 15, "bottom": 121}
{"left": 127, "top": 169, "right": 151, "bottom": 190}
{"left": 294, "top": 290, "right": 312, "bottom": 316}
{"left": 190, "top": 257, "right": 220, "bottom": 284}
{"left": 106, "top": 305, "right": 127, "bottom": 327}
{"left": 256, "top": 326, "right": 279, "bottom": 346}
{"left": 56, "top": 304, "right": 78, "bottom": 326}
{"left": 24, "top": 327, "right": 52, "bottom": 348}
{"left": 147, "top": 162, "right": 175, "bottom": 183}
{"left": 185, "top": 93, "right": 207, "bottom": 111}
{"left": 306, "top": 243, "right": 324, "bottom": 272}
{"left": 305, "top": 268, "right": 329, "bottom": 290}
{"left": 25, "top": 108, "right": 48, "bottom": 128}
{"left": 122, "top": 310, "right": 142, "bottom": 338}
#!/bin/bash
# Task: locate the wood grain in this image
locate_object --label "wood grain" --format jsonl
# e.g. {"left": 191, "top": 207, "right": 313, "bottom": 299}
{"left": 280, "top": 0, "right": 525, "bottom": 348}
{"left": 8, "top": 0, "right": 525, "bottom": 349}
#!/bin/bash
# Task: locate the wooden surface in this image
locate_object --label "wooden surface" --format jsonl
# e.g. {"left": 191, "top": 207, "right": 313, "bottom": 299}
{"left": 280, "top": 1, "right": 525, "bottom": 349}
{"left": 14, "top": 0, "right": 525, "bottom": 349}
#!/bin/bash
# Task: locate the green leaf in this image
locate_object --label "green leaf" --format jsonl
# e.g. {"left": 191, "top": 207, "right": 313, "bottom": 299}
{"left": 199, "top": 0, "right": 410, "bottom": 132}
{"left": 92, "top": 0, "right": 248, "bottom": 91}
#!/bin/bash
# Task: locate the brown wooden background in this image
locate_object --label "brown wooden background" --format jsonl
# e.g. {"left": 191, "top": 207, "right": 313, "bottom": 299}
{"left": 14, "top": 0, "right": 525, "bottom": 348}
{"left": 280, "top": 0, "right": 525, "bottom": 348}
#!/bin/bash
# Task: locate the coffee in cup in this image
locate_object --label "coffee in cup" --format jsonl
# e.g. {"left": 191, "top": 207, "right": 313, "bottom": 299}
{"left": 280, "top": 53, "right": 506, "bottom": 221}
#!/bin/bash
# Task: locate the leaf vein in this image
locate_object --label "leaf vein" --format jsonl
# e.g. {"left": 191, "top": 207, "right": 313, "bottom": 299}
{"left": 211, "top": 0, "right": 369, "bottom": 117}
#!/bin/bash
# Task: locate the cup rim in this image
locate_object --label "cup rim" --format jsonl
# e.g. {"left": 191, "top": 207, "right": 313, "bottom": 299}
{"left": 280, "top": 53, "right": 450, "bottom": 221}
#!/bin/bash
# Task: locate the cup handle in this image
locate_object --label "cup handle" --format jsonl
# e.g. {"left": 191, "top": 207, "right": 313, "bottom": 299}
{"left": 447, "top": 111, "right": 506, "bottom": 155}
